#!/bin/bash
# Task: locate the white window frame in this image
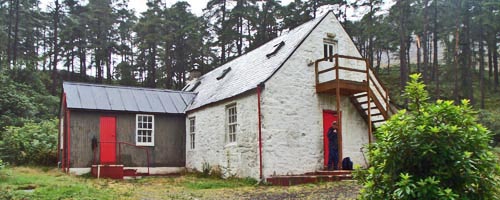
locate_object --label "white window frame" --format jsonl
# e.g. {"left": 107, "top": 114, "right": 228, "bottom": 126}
{"left": 323, "top": 38, "right": 338, "bottom": 62}
{"left": 136, "top": 114, "right": 154, "bottom": 146}
{"left": 226, "top": 104, "right": 237, "bottom": 143}
{"left": 189, "top": 117, "right": 195, "bottom": 149}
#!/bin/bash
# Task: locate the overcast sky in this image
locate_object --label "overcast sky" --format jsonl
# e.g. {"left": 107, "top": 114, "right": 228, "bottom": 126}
{"left": 40, "top": 0, "right": 393, "bottom": 20}
{"left": 129, "top": 0, "right": 294, "bottom": 16}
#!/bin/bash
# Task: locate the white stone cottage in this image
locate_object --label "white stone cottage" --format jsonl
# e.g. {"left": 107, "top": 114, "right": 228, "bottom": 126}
{"left": 182, "top": 11, "right": 393, "bottom": 180}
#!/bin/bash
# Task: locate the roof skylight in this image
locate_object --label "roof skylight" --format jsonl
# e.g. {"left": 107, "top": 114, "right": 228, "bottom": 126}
{"left": 266, "top": 41, "right": 285, "bottom": 58}
{"left": 216, "top": 67, "right": 232, "bottom": 80}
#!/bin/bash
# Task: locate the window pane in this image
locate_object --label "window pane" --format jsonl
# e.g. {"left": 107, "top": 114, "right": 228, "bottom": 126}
{"left": 329, "top": 45, "right": 333, "bottom": 62}
{"left": 324, "top": 44, "right": 328, "bottom": 58}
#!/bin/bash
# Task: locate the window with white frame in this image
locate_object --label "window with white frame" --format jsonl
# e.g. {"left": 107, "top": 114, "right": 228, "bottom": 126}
{"left": 189, "top": 117, "right": 195, "bottom": 149}
{"left": 323, "top": 38, "right": 338, "bottom": 62}
{"left": 227, "top": 104, "right": 237, "bottom": 143}
{"left": 136, "top": 114, "right": 154, "bottom": 146}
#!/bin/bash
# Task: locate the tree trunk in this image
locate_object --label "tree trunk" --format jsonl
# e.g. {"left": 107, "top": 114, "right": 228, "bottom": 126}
{"left": 406, "top": 38, "right": 411, "bottom": 74}
{"left": 422, "top": 0, "right": 429, "bottom": 84}
{"left": 96, "top": 53, "right": 102, "bottom": 83}
{"left": 386, "top": 49, "right": 390, "bottom": 73}
{"left": 106, "top": 47, "right": 112, "bottom": 83}
{"left": 79, "top": 41, "right": 86, "bottom": 81}
{"left": 417, "top": 35, "right": 421, "bottom": 73}
{"left": 494, "top": 42, "right": 499, "bottom": 91}
{"left": 479, "top": 36, "right": 485, "bottom": 109}
{"left": 376, "top": 49, "right": 382, "bottom": 73}
{"left": 149, "top": 45, "right": 157, "bottom": 88}
{"left": 488, "top": 43, "right": 492, "bottom": 81}
{"left": 12, "top": 0, "right": 20, "bottom": 66}
{"left": 433, "top": 0, "right": 439, "bottom": 96}
{"left": 220, "top": 0, "right": 227, "bottom": 64}
{"left": 237, "top": 15, "right": 243, "bottom": 56}
{"left": 398, "top": 1, "right": 409, "bottom": 92}
{"left": 51, "top": 0, "right": 60, "bottom": 96}
{"left": 453, "top": 13, "right": 460, "bottom": 103}
{"left": 460, "top": 5, "right": 473, "bottom": 104}
{"left": 6, "top": 0, "right": 14, "bottom": 67}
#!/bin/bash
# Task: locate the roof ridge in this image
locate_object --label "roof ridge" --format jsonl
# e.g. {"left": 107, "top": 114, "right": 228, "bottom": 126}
{"left": 63, "top": 81, "right": 196, "bottom": 94}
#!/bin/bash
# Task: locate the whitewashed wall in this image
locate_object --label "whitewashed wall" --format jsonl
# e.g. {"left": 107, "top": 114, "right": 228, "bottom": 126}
{"left": 185, "top": 93, "right": 259, "bottom": 179}
{"left": 260, "top": 12, "right": 369, "bottom": 178}
{"left": 186, "top": 12, "right": 372, "bottom": 180}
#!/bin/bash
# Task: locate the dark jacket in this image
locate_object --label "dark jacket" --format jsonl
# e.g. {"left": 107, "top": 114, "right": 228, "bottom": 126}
{"left": 327, "top": 127, "right": 338, "bottom": 150}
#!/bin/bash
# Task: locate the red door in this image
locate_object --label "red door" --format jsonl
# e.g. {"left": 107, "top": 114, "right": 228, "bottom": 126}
{"left": 323, "top": 110, "right": 338, "bottom": 168}
{"left": 100, "top": 116, "right": 116, "bottom": 164}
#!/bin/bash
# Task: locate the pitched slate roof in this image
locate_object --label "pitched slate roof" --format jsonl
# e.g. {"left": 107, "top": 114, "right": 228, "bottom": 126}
{"left": 63, "top": 82, "right": 196, "bottom": 114}
{"left": 183, "top": 12, "right": 331, "bottom": 111}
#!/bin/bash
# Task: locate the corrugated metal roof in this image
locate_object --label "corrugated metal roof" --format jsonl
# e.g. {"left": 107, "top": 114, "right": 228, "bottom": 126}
{"left": 183, "top": 12, "right": 331, "bottom": 111}
{"left": 63, "top": 82, "right": 196, "bottom": 114}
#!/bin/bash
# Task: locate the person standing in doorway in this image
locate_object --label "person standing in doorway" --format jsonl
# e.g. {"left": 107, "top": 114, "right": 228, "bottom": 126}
{"left": 327, "top": 121, "right": 339, "bottom": 170}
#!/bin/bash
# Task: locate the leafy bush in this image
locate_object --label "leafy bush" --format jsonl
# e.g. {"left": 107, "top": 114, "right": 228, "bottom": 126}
{"left": 0, "top": 119, "right": 58, "bottom": 165}
{"left": 356, "top": 74, "right": 500, "bottom": 199}
{"left": 0, "top": 71, "right": 58, "bottom": 131}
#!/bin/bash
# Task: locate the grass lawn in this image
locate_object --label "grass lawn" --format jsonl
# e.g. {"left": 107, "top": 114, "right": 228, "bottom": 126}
{"left": 0, "top": 167, "right": 361, "bottom": 200}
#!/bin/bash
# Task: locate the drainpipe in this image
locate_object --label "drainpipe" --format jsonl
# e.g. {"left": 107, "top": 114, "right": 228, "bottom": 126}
{"left": 257, "top": 84, "right": 264, "bottom": 180}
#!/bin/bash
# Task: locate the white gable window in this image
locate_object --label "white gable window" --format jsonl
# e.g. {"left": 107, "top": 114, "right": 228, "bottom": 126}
{"left": 136, "top": 114, "right": 154, "bottom": 146}
{"left": 189, "top": 117, "right": 195, "bottom": 149}
{"left": 323, "top": 37, "right": 338, "bottom": 62}
{"left": 226, "top": 104, "right": 237, "bottom": 143}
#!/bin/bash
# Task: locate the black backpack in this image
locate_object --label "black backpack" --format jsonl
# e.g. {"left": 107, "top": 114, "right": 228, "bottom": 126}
{"left": 342, "top": 157, "right": 353, "bottom": 170}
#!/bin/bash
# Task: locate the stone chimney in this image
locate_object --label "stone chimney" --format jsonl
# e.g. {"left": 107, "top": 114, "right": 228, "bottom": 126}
{"left": 188, "top": 64, "right": 202, "bottom": 82}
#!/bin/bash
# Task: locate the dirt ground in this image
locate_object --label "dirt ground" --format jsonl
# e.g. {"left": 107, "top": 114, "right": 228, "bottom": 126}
{"left": 110, "top": 177, "right": 361, "bottom": 200}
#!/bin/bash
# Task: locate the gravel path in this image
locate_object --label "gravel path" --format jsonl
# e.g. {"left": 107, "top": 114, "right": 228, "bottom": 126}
{"left": 154, "top": 180, "right": 361, "bottom": 200}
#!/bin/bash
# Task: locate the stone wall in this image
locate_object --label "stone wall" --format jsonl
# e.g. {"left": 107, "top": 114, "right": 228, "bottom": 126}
{"left": 185, "top": 93, "right": 259, "bottom": 179}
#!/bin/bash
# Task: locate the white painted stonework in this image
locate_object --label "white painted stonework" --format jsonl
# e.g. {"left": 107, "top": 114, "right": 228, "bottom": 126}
{"left": 186, "top": 93, "right": 259, "bottom": 179}
{"left": 186, "top": 12, "right": 375, "bottom": 180}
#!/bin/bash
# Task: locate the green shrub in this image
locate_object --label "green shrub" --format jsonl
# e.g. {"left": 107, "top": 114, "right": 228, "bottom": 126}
{"left": 0, "top": 119, "right": 58, "bottom": 165}
{"left": 0, "top": 71, "right": 58, "bottom": 131}
{"left": 356, "top": 74, "right": 500, "bottom": 199}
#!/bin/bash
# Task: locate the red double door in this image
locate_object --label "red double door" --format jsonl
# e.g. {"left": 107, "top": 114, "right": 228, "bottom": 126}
{"left": 100, "top": 116, "right": 116, "bottom": 164}
{"left": 322, "top": 110, "right": 338, "bottom": 168}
